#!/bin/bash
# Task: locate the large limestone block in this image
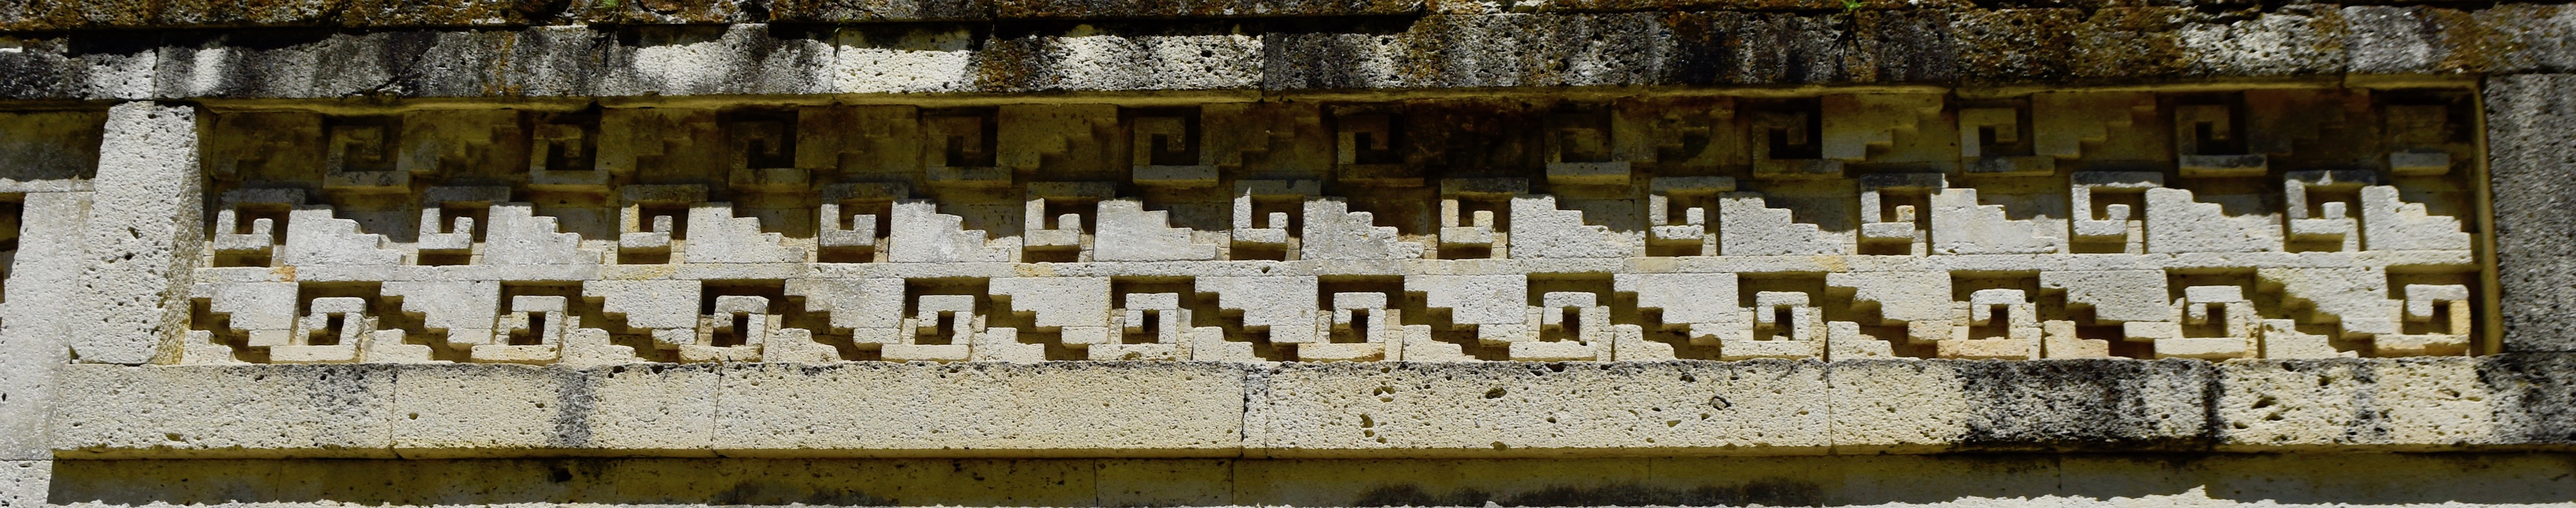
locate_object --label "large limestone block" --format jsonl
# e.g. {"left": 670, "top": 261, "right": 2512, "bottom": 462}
{"left": 714, "top": 362, "right": 1245, "bottom": 456}
{"left": 52, "top": 364, "right": 396, "bottom": 458}
{"left": 2213, "top": 359, "right": 2378, "bottom": 449}
{"left": 1833, "top": 359, "right": 2207, "bottom": 453}
{"left": 1252, "top": 361, "right": 1828, "bottom": 456}
{"left": 1826, "top": 360, "right": 1969, "bottom": 453}
{"left": 393, "top": 364, "right": 717, "bottom": 457}
{"left": 2487, "top": 74, "right": 2576, "bottom": 352}
{"left": 2374, "top": 357, "right": 2502, "bottom": 447}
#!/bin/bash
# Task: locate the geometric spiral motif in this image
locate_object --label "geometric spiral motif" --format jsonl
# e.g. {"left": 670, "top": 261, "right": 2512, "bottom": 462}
{"left": 178, "top": 88, "right": 2484, "bottom": 364}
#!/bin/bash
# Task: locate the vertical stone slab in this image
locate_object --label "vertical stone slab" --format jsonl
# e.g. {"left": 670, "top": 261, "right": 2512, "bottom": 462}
{"left": 0, "top": 192, "right": 88, "bottom": 460}
{"left": 2488, "top": 75, "right": 2576, "bottom": 352}
{"left": 74, "top": 103, "right": 199, "bottom": 364}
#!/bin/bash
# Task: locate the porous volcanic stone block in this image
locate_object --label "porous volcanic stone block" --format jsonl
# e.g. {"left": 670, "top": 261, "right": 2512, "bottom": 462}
{"left": 1253, "top": 361, "right": 1828, "bottom": 457}
{"left": 52, "top": 364, "right": 397, "bottom": 458}
{"left": 714, "top": 362, "right": 1245, "bottom": 456}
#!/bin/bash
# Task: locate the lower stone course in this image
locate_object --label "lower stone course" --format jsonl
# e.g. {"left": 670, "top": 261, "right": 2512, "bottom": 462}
{"left": 49, "top": 357, "right": 2576, "bottom": 458}
{"left": 28, "top": 454, "right": 2576, "bottom": 507}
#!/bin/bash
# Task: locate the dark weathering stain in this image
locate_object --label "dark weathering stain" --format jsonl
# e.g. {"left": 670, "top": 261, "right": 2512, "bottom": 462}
{"left": 1353, "top": 481, "right": 1824, "bottom": 507}
{"left": 550, "top": 366, "right": 599, "bottom": 449}
{"left": 1954, "top": 359, "right": 2215, "bottom": 451}
{"left": 2480, "top": 354, "right": 2576, "bottom": 444}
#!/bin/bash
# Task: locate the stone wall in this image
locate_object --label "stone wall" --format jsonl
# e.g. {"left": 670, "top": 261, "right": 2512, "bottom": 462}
{"left": 0, "top": 0, "right": 2573, "bottom": 505}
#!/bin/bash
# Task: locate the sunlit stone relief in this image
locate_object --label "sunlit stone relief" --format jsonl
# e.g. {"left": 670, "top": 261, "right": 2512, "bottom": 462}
{"left": 175, "top": 89, "right": 2486, "bottom": 364}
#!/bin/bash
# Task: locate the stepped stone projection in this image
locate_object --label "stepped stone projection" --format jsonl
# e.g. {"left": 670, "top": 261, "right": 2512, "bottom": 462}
{"left": 169, "top": 91, "right": 2484, "bottom": 364}
{"left": 10, "top": 1, "right": 2576, "bottom": 506}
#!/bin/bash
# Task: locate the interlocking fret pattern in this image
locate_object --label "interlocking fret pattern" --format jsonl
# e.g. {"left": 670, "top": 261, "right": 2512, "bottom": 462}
{"left": 177, "top": 89, "right": 2486, "bottom": 364}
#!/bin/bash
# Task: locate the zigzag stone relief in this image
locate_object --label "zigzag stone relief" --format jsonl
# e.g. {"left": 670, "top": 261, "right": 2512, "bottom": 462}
{"left": 175, "top": 89, "right": 2486, "bottom": 366}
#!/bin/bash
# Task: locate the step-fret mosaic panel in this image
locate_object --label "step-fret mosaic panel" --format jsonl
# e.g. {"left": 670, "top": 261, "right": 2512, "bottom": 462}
{"left": 177, "top": 88, "right": 2486, "bottom": 365}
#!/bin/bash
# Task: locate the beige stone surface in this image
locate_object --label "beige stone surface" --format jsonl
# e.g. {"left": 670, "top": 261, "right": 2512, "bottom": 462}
{"left": 1255, "top": 361, "right": 1828, "bottom": 456}
{"left": 52, "top": 364, "right": 397, "bottom": 458}
{"left": 0, "top": 461, "right": 44, "bottom": 508}
{"left": 2215, "top": 359, "right": 2376, "bottom": 449}
{"left": 2217, "top": 358, "right": 2503, "bottom": 450}
{"left": 392, "top": 364, "right": 717, "bottom": 457}
{"left": 2374, "top": 357, "right": 2501, "bottom": 447}
{"left": 713, "top": 362, "right": 1244, "bottom": 456}
{"left": 1826, "top": 360, "right": 1970, "bottom": 453}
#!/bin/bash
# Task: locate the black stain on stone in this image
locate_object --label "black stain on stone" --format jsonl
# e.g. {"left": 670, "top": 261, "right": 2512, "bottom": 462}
{"left": 2479, "top": 353, "right": 2576, "bottom": 444}
{"left": 1956, "top": 359, "right": 2215, "bottom": 451}
{"left": 551, "top": 366, "right": 598, "bottom": 449}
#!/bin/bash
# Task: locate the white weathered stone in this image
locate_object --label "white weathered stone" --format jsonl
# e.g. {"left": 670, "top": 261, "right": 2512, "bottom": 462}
{"left": 75, "top": 103, "right": 200, "bottom": 364}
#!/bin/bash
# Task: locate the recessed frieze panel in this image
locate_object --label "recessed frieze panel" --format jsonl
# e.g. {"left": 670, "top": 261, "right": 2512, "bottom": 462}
{"left": 178, "top": 88, "right": 2491, "bottom": 364}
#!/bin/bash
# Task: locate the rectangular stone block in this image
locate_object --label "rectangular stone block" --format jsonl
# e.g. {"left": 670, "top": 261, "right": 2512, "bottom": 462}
{"left": 52, "top": 364, "right": 397, "bottom": 458}
{"left": 2476, "top": 353, "right": 2576, "bottom": 446}
{"left": 1826, "top": 359, "right": 1969, "bottom": 453}
{"left": 2487, "top": 74, "right": 2576, "bottom": 352}
{"left": 73, "top": 103, "right": 198, "bottom": 364}
{"left": 0, "top": 193, "right": 89, "bottom": 460}
{"left": 713, "top": 362, "right": 1245, "bottom": 456}
{"left": 2213, "top": 359, "right": 2377, "bottom": 449}
{"left": 1950, "top": 359, "right": 2211, "bottom": 451}
{"left": 1252, "top": 361, "right": 1828, "bottom": 456}
{"left": 392, "top": 364, "right": 717, "bottom": 458}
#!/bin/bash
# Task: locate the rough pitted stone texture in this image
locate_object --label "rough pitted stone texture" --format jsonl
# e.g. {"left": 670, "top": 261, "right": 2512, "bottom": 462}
{"left": 0, "top": 193, "right": 90, "bottom": 460}
{"left": 9, "top": 6, "right": 2575, "bottom": 99}
{"left": 73, "top": 103, "right": 197, "bottom": 365}
{"left": 1255, "top": 361, "right": 1829, "bottom": 457}
{"left": 2487, "top": 74, "right": 2576, "bottom": 353}
{"left": 714, "top": 362, "right": 1247, "bottom": 457}
{"left": 2344, "top": 5, "right": 2481, "bottom": 76}
{"left": 2217, "top": 358, "right": 2506, "bottom": 450}
{"left": 2477, "top": 4, "right": 2576, "bottom": 74}
{"left": 0, "top": 461, "right": 41, "bottom": 508}
{"left": 1828, "top": 360, "right": 1972, "bottom": 453}
{"left": 39, "top": 358, "right": 2576, "bottom": 458}
{"left": 2479, "top": 353, "right": 2576, "bottom": 445}
{"left": 52, "top": 364, "right": 399, "bottom": 458}
{"left": 393, "top": 363, "right": 719, "bottom": 458}
{"left": 1953, "top": 359, "right": 2212, "bottom": 451}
